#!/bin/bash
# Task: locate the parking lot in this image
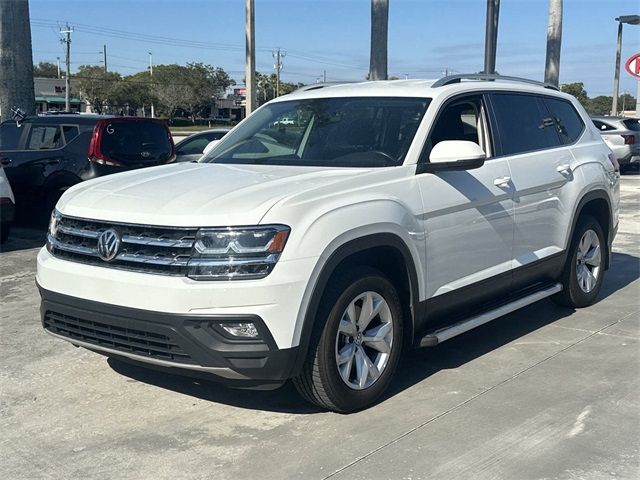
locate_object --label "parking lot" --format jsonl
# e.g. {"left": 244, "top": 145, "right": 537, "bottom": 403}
{"left": 0, "top": 175, "right": 638, "bottom": 480}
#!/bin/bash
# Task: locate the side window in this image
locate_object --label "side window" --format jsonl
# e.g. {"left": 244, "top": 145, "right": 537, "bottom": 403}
{"left": 490, "top": 93, "right": 561, "bottom": 155}
{"left": 178, "top": 135, "right": 211, "bottom": 155}
{"left": 0, "top": 122, "right": 24, "bottom": 150}
{"left": 26, "top": 125, "right": 64, "bottom": 150}
{"left": 543, "top": 97, "right": 584, "bottom": 144}
{"left": 62, "top": 125, "right": 80, "bottom": 144}
{"left": 593, "top": 120, "right": 615, "bottom": 131}
{"left": 425, "top": 94, "right": 489, "bottom": 160}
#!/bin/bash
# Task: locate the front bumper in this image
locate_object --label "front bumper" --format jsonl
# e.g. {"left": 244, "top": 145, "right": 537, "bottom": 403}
{"left": 39, "top": 286, "right": 300, "bottom": 384}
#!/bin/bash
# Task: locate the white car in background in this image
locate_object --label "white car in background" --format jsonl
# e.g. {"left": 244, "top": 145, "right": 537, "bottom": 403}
{"left": 0, "top": 166, "right": 15, "bottom": 244}
{"left": 592, "top": 116, "right": 640, "bottom": 172}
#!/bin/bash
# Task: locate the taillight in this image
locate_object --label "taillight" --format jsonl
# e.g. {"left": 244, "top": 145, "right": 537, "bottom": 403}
{"left": 608, "top": 153, "right": 620, "bottom": 173}
{"left": 87, "top": 120, "right": 123, "bottom": 166}
{"left": 622, "top": 134, "right": 635, "bottom": 145}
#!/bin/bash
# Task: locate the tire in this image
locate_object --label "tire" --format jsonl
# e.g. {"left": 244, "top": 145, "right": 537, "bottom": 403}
{"left": 0, "top": 222, "right": 10, "bottom": 244}
{"left": 552, "top": 214, "right": 606, "bottom": 308}
{"left": 293, "top": 267, "right": 404, "bottom": 413}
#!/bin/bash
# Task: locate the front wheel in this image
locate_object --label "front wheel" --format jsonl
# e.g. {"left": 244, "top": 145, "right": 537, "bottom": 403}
{"left": 293, "top": 268, "right": 403, "bottom": 413}
{"left": 552, "top": 214, "right": 606, "bottom": 308}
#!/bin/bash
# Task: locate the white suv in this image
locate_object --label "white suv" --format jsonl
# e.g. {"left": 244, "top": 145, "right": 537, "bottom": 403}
{"left": 38, "top": 75, "right": 620, "bottom": 412}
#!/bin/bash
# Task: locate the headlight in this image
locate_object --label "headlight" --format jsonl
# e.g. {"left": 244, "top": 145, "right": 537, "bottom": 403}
{"left": 46, "top": 210, "right": 61, "bottom": 252}
{"left": 187, "top": 225, "right": 290, "bottom": 280}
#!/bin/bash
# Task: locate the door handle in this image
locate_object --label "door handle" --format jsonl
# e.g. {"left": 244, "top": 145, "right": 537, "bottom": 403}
{"left": 0, "top": 157, "right": 11, "bottom": 167}
{"left": 493, "top": 176, "right": 511, "bottom": 188}
{"left": 557, "top": 164, "right": 572, "bottom": 175}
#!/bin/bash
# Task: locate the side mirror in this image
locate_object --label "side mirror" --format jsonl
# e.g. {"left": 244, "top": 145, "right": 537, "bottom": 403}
{"left": 202, "top": 139, "right": 221, "bottom": 157}
{"left": 428, "top": 140, "right": 486, "bottom": 171}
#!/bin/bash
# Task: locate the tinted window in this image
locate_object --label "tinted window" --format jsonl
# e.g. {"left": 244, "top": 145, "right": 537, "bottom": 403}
{"left": 26, "top": 125, "right": 63, "bottom": 150}
{"left": 491, "top": 93, "right": 560, "bottom": 155}
{"left": 203, "top": 97, "right": 430, "bottom": 167}
{"left": 62, "top": 125, "right": 80, "bottom": 143}
{"left": 100, "top": 121, "right": 171, "bottom": 165}
{"left": 543, "top": 98, "right": 584, "bottom": 144}
{"left": 622, "top": 119, "right": 640, "bottom": 132}
{"left": 0, "top": 122, "right": 23, "bottom": 150}
{"left": 593, "top": 120, "right": 615, "bottom": 131}
{"left": 177, "top": 134, "right": 211, "bottom": 155}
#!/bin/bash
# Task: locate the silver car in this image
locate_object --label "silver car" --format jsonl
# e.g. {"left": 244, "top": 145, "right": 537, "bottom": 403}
{"left": 592, "top": 116, "right": 640, "bottom": 172}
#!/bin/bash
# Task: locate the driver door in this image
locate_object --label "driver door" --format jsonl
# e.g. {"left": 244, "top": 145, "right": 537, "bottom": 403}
{"left": 414, "top": 93, "right": 515, "bottom": 326}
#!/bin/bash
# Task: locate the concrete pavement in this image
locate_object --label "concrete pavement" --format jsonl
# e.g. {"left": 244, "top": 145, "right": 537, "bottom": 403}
{"left": 1, "top": 176, "right": 638, "bottom": 480}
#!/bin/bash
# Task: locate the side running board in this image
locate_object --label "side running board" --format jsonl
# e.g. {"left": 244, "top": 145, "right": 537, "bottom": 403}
{"left": 419, "top": 283, "right": 563, "bottom": 347}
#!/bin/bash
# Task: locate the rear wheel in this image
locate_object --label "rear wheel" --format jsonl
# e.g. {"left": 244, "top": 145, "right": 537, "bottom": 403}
{"left": 552, "top": 214, "right": 606, "bottom": 308}
{"left": 293, "top": 268, "right": 403, "bottom": 413}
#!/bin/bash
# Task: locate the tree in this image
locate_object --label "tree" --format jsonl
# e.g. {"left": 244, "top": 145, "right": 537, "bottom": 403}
{"left": 33, "top": 61, "right": 59, "bottom": 78}
{"left": 587, "top": 96, "right": 612, "bottom": 116}
{"left": 75, "top": 65, "right": 122, "bottom": 114}
{"left": 255, "top": 72, "right": 302, "bottom": 105}
{"left": 151, "top": 63, "right": 233, "bottom": 121}
{"left": 560, "top": 82, "right": 588, "bottom": 106}
{"left": 544, "top": 0, "right": 562, "bottom": 86}
{"left": 0, "top": 0, "right": 36, "bottom": 120}
{"left": 369, "top": 0, "right": 388, "bottom": 80}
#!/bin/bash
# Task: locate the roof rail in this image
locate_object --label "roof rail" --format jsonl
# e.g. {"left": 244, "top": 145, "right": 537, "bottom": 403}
{"left": 432, "top": 74, "right": 560, "bottom": 91}
{"left": 292, "top": 81, "right": 356, "bottom": 94}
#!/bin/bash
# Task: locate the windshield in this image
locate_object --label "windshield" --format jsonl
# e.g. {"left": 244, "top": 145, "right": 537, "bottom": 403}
{"left": 202, "top": 96, "right": 430, "bottom": 167}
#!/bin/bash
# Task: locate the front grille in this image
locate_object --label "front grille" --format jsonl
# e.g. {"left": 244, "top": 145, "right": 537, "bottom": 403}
{"left": 43, "top": 310, "right": 194, "bottom": 364}
{"left": 48, "top": 214, "right": 198, "bottom": 275}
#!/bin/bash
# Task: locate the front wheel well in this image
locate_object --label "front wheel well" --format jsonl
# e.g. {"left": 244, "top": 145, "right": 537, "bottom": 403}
{"left": 324, "top": 245, "right": 416, "bottom": 348}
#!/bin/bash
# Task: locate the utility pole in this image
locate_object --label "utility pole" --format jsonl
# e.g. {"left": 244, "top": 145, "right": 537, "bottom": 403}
{"left": 245, "top": 0, "right": 256, "bottom": 115}
{"left": 60, "top": 24, "right": 73, "bottom": 112}
{"left": 483, "top": 0, "right": 500, "bottom": 74}
{"left": 544, "top": 0, "right": 563, "bottom": 87}
{"left": 323, "top": 70, "right": 327, "bottom": 83}
{"left": 369, "top": 0, "right": 388, "bottom": 80}
{"left": 273, "top": 48, "right": 285, "bottom": 96}
{"left": 56, "top": 57, "right": 61, "bottom": 79}
{"left": 0, "top": 0, "right": 36, "bottom": 120}
{"left": 148, "top": 51, "right": 154, "bottom": 118}
{"left": 103, "top": 44, "right": 107, "bottom": 73}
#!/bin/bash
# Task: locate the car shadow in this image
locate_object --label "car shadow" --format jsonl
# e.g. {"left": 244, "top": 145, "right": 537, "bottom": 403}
{"left": 106, "top": 251, "right": 639, "bottom": 414}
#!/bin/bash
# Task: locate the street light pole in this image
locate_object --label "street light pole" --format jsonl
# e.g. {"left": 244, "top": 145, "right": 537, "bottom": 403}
{"left": 148, "top": 51, "right": 154, "bottom": 118}
{"left": 611, "top": 15, "right": 640, "bottom": 116}
{"left": 611, "top": 20, "right": 623, "bottom": 116}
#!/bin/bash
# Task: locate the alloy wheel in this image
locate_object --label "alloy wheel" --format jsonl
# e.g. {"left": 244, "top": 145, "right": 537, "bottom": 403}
{"left": 576, "top": 228, "right": 601, "bottom": 294}
{"left": 334, "top": 291, "right": 394, "bottom": 390}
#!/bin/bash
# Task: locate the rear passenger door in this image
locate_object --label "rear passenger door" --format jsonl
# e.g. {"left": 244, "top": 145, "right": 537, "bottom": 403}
{"left": 488, "top": 93, "right": 582, "bottom": 286}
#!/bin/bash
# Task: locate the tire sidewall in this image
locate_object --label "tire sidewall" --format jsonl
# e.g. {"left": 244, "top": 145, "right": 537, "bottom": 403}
{"left": 566, "top": 217, "right": 606, "bottom": 307}
{"left": 316, "top": 273, "right": 403, "bottom": 411}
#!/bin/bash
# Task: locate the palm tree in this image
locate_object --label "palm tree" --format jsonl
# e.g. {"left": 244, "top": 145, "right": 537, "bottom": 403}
{"left": 544, "top": 0, "right": 563, "bottom": 86}
{"left": 369, "top": 0, "right": 388, "bottom": 80}
{"left": 0, "top": 0, "right": 36, "bottom": 120}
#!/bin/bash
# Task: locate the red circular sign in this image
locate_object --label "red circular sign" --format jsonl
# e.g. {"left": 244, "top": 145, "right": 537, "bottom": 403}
{"left": 625, "top": 53, "right": 640, "bottom": 78}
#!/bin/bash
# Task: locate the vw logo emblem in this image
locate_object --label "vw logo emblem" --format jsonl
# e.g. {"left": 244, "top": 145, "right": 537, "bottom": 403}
{"left": 97, "top": 228, "right": 121, "bottom": 262}
{"left": 141, "top": 151, "right": 150, "bottom": 158}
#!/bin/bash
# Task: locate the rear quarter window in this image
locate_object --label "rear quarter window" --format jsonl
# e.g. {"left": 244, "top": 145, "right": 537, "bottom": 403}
{"left": 490, "top": 93, "right": 561, "bottom": 156}
{"left": 543, "top": 97, "right": 585, "bottom": 144}
{"left": 592, "top": 120, "right": 616, "bottom": 131}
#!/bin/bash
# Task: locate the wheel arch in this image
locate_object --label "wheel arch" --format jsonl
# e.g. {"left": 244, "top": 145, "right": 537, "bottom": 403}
{"left": 568, "top": 189, "right": 613, "bottom": 269}
{"left": 290, "top": 232, "right": 420, "bottom": 377}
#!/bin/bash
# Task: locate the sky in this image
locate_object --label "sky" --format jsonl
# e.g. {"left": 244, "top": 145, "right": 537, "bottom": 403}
{"left": 29, "top": 0, "right": 640, "bottom": 97}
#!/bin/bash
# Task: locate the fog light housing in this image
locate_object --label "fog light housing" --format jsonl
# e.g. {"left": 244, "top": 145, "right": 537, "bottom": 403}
{"left": 220, "top": 322, "right": 259, "bottom": 338}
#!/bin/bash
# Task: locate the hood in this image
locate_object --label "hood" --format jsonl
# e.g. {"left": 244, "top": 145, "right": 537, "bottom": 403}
{"left": 58, "top": 162, "right": 367, "bottom": 226}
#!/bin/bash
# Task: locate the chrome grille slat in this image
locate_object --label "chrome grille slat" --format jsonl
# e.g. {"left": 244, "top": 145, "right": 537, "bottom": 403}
{"left": 48, "top": 215, "right": 198, "bottom": 275}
